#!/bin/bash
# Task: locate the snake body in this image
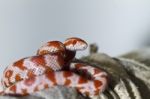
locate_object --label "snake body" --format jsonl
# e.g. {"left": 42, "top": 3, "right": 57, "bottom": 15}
{"left": 1, "top": 37, "right": 108, "bottom": 97}
{"left": 2, "top": 53, "right": 64, "bottom": 88}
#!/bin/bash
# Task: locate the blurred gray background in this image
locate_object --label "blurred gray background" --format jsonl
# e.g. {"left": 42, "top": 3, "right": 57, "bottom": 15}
{"left": 0, "top": 0, "right": 150, "bottom": 75}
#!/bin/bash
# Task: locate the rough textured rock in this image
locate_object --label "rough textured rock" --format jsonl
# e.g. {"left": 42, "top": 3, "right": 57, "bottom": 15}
{"left": 0, "top": 86, "right": 86, "bottom": 99}
{"left": 81, "top": 53, "right": 142, "bottom": 99}
{"left": 120, "top": 48, "right": 150, "bottom": 66}
{"left": 32, "top": 86, "right": 86, "bottom": 99}
{"left": 118, "top": 58, "right": 150, "bottom": 99}
{"left": 1, "top": 48, "right": 150, "bottom": 99}
{"left": 118, "top": 48, "right": 150, "bottom": 99}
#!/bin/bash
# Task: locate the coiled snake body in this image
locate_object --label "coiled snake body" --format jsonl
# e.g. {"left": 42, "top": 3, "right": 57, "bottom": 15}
{"left": 0, "top": 37, "right": 108, "bottom": 97}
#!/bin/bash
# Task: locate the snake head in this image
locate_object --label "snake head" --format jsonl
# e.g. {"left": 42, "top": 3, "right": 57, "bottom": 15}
{"left": 64, "top": 37, "right": 88, "bottom": 62}
{"left": 64, "top": 37, "right": 88, "bottom": 51}
{"left": 37, "top": 37, "right": 88, "bottom": 63}
{"left": 37, "top": 41, "right": 66, "bottom": 57}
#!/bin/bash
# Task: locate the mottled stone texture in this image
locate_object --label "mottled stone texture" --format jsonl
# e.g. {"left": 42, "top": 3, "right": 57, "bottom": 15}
{"left": 1, "top": 48, "right": 150, "bottom": 99}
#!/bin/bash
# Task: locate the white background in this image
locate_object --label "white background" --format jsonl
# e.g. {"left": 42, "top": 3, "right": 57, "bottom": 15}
{"left": 0, "top": 0, "right": 150, "bottom": 75}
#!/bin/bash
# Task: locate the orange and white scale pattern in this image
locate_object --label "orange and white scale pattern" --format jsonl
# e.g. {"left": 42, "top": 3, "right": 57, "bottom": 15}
{"left": 2, "top": 53, "right": 64, "bottom": 88}
{"left": 4, "top": 63, "right": 108, "bottom": 96}
{"left": 69, "top": 63, "right": 108, "bottom": 94}
{"left": 0, "top": 37, "right": 108, "bottom": 97}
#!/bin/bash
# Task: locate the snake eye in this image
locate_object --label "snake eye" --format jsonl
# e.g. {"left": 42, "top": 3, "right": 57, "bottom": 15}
{"left": 37, "top": 41, "right": 65, "bottom": 56}
{"left": 64, "top": 37, "right": 88, "bottom": 51}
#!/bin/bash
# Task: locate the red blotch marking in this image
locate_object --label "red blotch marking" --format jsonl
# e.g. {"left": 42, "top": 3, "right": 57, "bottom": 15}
{"left": 27, "top": 70, "right": 36, "bottom": 78}
{"left": 47, "top": 41, "right": 65, "bottom": 52}
{"left": 63, "top": 71, "right": 73, "bottom": 78}
{"left": 94, "top": 80, "right": 102, "bottom": 88}
{"left": 5, "top": 70, "right": 13, "bottom": 78}
{"left": 64, "top": 37, "right": 79, "bottom": 46}
{"left": 78, "top": 77, "right": 88, "bottom": 84}
{"left": 38, "top": 50, "right": 49, "bottom": 55}
{"left": 45, "top": 72, "right": 56, "bottom": 85}
{"left": 72, "top": 39, "right": 77, "bottom": 45}
{"left": 38, "top": 41, "right": 65, "bottom": 55}
{"left": 21, "top": 89, "right": 28, "bottom": 95}
{"left": 13, "top": 59, "right": 26, "bottom": 70}
{"left": 24, "top": 77, "right": 36, "bottom": 86}
{"left": 64, "top": 79, "right": 71, "bottom": 86}
{"left": 15, "top": 74, "right": 22, "bottom": 82}
{"left": 63, "top": 71, "right": 73, "bottom": 86}
{"left": 9, "top": 85, "right": 16, "bottom": 93}
{"left": 64, "top": 37, "right": 87, "bottom": 48}
{"left": 45, "top": 67, "right": 54, "bottom": 73}
{"left": 31, "top": 55, "right": 46, "bottom": 66}
{"left": 64, "top": 40, "right": 74, "bottom": 46}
